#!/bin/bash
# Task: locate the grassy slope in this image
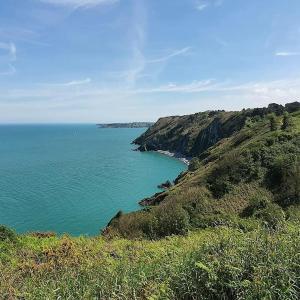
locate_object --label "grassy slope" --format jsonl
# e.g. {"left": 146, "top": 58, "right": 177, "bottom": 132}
{"left": 107, "top": 108, "right": 300, "bottom": 238}
{"left": 1, "top": 223, "right": 300, "bottom": 299}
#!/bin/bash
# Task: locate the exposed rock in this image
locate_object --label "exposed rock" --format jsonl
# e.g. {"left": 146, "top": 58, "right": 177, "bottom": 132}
{"left": 106, "top": 210, "right": 123, "bottom": 227}
{"left": 157, "top": 180, "right": 173, "bottom": 190}
{"left": 139, "top": 192, "right": 168, "bottom": 206}
{"left": 286, "top": 102, "right": 300, "bottom": 113}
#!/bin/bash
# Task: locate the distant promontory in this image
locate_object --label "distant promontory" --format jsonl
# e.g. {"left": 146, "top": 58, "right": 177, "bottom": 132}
{"left": 97, "top": 122, "right": 154, "bottom": 128}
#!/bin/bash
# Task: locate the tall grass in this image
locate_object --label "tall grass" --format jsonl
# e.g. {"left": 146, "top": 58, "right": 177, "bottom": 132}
{"left": 1, "top": 224, "right": 300, "bottom": 299}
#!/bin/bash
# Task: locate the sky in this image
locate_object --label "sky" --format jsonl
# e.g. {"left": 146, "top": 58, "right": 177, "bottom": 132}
{"left": 1, "top": 0, "right": 300, "bottom": 123}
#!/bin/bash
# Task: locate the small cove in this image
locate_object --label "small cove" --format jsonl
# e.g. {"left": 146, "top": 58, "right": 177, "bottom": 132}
{"left": 0, "top": 125, "right": 186, "bottom": 235}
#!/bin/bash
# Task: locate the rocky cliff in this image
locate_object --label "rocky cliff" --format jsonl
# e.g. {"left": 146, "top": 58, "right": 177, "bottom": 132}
{"left": 133, "top": 102, "right": 300, "bottom": 158}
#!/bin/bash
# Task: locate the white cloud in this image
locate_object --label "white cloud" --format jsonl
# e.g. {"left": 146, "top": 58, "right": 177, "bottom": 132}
{"left": 135, "top": 79, "right": 216, "bottom": 93}
{"left": 38, "top": 0, "right": 119, "bottom": 9}
{"left": 196, "top": 3, "right": 208, "bottom": 11}
{"left": 147, "top": 47, "right": 191, "bottom": 64}
{"left": 275, "top": 52, "right": 300, "bottom": 57}
{"left": 195, "top": 0, "right": 224, "bottom": 11}
{"left": 42, "top": 78, "right": 92, "bottom": 87}
{"left": 2, "top": 76, "right": 300, "bottom": 123}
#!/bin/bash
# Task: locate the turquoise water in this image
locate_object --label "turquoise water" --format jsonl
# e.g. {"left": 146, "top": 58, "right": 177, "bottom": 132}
{"left": 0, "top": 125, "right": 186, "bottom": 236}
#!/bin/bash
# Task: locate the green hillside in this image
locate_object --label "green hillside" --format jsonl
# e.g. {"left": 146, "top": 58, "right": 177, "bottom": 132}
{"left": 1, "top": 102, "right": 300, "bottom": 299}
{"left": 107, "top": 102, "right": 300, "bottom": 238}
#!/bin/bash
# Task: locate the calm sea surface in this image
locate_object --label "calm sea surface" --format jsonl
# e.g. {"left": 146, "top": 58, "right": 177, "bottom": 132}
{"left": 0, "top": 125, "right": 186, "bottom": 236}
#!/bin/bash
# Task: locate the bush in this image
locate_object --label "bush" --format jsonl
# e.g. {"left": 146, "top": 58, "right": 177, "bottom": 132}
{"left": 171, "top": 228, "right": 300, "bottom": 300}
{"left": 242, "top": 195, "right": 270, "bottom": 217}
{"left": 232, "top": 129, "right": 253, "bottom": 146}
{"left": 208, "top": 177, "right": 233, "bottom": 198}
{"left": 254, "top": 203, "right": 286, "bottom": 231}
{"left": 208, "top": 151, "right": 264, "bottom": 198}
{"left": 286, "top": 205, "right": 300, "bottom": 222}
{"left": 0, "top": 225, "right": 17, "bottom": 242}
{"left": 282, "top": 112, "right": 291, "bottom": 130}
{"left": 192, "top": 213, "right": 235, "bottom": 229}
{"left": 155, "top": 204, "right": 190, "bottom": 237}
{"left": 267, "top": 155, "right": 300, "bottom": 206}
{"left": 189, "top": 157, "right": 201, "bottom": 171}
{"left": 268, "top": 113, "right": 279, "bottom": 131}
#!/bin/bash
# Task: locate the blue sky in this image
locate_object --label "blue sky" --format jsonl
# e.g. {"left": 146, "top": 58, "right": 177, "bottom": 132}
{"left": 1, "top": 0, "right": 300, "bottom": 123}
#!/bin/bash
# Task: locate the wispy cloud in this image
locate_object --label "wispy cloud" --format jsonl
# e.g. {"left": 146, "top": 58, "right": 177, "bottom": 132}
{"left": 121, "top": 0, "right": 147, "bottom": 87}
{"left": 135, "top": 79, "right": 216, "bottom": 93}
{"left": 0, "top": 42, "right": 17, "bottom": 75}
{"left": 0, "top": 64, "right": 16, "bottom": 76}
{"left": 196, "top": 3, "right": 208, "bottom": 11}
{"left": 38, "top": 0, "right": 119, "bottom": 9}
{"left": 109, "top": 46, "right": 192, "bottom": 86}
{"left": 5, "top": 77, "right": 300, "bottom": 99}
{"left": 2, "top": 76, "right": 299, "bottom": 123}
{"left": 195, "top": 0, "right": 224, "bottom": 11}
{"left": 147, "top": 47, "right": 191, "bottom": 64}
{"left": 42, "top": 78, "right": 92, "bottom": 87}
{"left": 275, "top": 51, "right": 300, "bottom": 57}
{"left": 0, "top": 42, "right": 17, "bottom": 61}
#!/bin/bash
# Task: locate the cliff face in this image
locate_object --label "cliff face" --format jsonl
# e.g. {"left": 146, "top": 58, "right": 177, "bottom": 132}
{"left": 133, "top": 111, "right": 243, "bottom": 157}
{"left": 133, "top": 102, "right": 300, "bottom": 157}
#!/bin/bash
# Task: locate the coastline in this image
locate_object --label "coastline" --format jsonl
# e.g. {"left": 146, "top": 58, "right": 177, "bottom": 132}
{"left": 156, "top": 150, "right": 190, "bottom": 165}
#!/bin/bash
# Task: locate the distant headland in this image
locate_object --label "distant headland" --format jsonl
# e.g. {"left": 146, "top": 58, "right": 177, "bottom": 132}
{"left": 97, "top": 122, "right": 154, "bottom": 128}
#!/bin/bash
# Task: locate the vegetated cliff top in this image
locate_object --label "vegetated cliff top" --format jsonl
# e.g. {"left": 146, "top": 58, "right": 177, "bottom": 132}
{"left": 134, "top": 102, "right": 300, "bottom": 157}
{"left": 106, "top": 101, "right": 300, "bottom": 239}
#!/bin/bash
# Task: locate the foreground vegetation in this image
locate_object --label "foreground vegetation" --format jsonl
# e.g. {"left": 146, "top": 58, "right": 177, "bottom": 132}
{"left": 1, "top": 102, "right": 300, "bottom": 299}
{"left": 1, "top": 221, "right": 300, "bottom": 299}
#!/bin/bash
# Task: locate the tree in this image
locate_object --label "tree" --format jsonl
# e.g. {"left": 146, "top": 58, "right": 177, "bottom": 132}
{"left": 269, "top": 113, "right": 279, "bottom": 131}
{"left": 282, "top": 112, "right": 291, "bottom": 130}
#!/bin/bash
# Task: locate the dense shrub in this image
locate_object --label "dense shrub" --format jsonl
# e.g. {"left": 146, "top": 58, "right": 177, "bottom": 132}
{"left": 171, "top": 228, "right": 300, "bottom": 300}
{"left": 232, "top": 129, "right": 253, "bottom": 146}
{"left": 207, "top": 151, "right": 264, "bottom": 198}
{"left": 242, "top": 195, "right": 270, "bottom": 217}
{"left": 267, "top": 155, "right": 300, "bottom": 206}
{"left": 268, "top": 113, "right": 280, "bottom": 131}
{"left": 0, "top": 225, "right": 17, "bottom": 242}
{"left": 254, "top": 203, "right": 286, "bottom": 231}
{"left": 191, "top": 213, "right": 235, "bottom": 229}
{"left": 189, "top": 157, "right": 201, "bottom": 171}
{"left": 154, "top": 204, "right": 190, "bottom": 237}
{"left": 282, "top": 112, "right": 291, "bottom": 130}
{"left": 286, "top": 205, "right": 300, "bottom": 222}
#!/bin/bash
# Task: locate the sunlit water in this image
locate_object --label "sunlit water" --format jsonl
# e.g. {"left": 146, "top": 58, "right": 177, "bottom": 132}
{"left": 0, "top": 125, "right": 186, "bottom": 235}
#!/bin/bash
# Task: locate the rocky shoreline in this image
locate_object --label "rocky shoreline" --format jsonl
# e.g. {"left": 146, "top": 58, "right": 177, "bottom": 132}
{"left": 156, "top": 150, "right": 190, "bottom": 165}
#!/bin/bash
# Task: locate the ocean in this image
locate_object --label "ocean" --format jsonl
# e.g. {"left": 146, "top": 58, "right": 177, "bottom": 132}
{"left": 0, "top": 125, "right": 186, "bottom": 236}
